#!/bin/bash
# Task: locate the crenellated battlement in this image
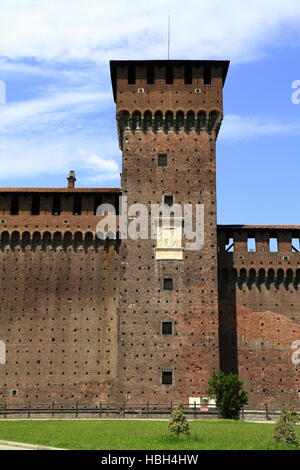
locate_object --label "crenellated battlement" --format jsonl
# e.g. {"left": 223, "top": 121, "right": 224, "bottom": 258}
{"left": 218, "top": 225, "right": 300, "bottom": 275}
{"left": 110, "top": 61, "right": 229, "bottom": 108}
{"left": 218, "top": 225, "right": 300, "bottom": 254}
{"left": 0, "top": 189, "right": 120, "bottom": 217}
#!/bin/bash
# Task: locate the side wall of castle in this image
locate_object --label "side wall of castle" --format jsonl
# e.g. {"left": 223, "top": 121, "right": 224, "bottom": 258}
{"left": 218, "top": 227, "right": 300, "bottom": 406}
{"left": 0, "top": 191, "right": 120, "bottom": 403}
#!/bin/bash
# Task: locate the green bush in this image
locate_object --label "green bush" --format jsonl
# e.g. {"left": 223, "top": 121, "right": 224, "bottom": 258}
{"left": 167, "top": 402, "right": 190, "bottom": 437}
{"left": 207, "top": 371, "right": 248, "bottom": 419}
{"left": 273, "top": 405, "right": 299, "bottom": 446}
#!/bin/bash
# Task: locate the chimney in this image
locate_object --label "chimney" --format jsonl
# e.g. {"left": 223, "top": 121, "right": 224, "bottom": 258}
{"left": 67, "top": 170, "right": 76, "bottom": 188}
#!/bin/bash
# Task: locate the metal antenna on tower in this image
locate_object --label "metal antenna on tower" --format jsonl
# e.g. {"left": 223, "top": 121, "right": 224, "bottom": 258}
{"left": 168, "top": 15, "right": 170, "bottom": 60}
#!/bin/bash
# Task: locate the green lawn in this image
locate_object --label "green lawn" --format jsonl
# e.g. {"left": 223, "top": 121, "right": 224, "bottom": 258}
{"left": 0, "top": 419, "right": 299, "bottom": 450}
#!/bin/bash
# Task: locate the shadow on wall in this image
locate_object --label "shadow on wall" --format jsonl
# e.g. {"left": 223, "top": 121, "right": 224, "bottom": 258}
{"left": 218, "top": 253, "right": 238, "bottom": 375}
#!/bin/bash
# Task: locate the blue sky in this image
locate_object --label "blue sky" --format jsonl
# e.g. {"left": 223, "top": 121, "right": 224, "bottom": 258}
{"left": 0, "top": 0, "right": 300, "bottom": 224}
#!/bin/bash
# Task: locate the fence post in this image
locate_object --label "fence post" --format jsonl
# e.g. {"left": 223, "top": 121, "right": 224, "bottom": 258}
{"left": 75, "top": 401, "right": 79, "bottom": 419}
{"left": 99, "top": 402, "right": 102, "bottom": 419}
{"left": 194, "top": 402, "right": 197, "bottom": 420}
{"left": 123, "top": 401, "right": 126, "bottom": 419}
{"left": 4, "top": 402, "right": 6, "bottom": 419}
{"left": 27, "top": 402, "right": 31, "bottom": 419}
{"left": 241, "top": 407, "right": 244, "bottom": 421}
{"left": 265, "top": 403, "right": 269, "bottom": 421}
{"left": 147, "top": 401, "right": 149, "bottom": 419}
{"left": 170, "top": 401, "right": 173, "bottom": 416}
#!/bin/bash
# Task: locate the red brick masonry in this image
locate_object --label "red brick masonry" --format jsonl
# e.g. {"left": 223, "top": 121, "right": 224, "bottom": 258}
{"left": 0, "top": 60, "right": 298, "bottom": 407}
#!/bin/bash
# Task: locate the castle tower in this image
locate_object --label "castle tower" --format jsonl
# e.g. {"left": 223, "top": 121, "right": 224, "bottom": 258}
{"left": 111, "top": 60, "right": 229, "bottom": 403}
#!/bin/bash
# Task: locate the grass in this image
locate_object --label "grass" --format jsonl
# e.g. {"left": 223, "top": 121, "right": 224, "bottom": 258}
{"left": 0, "top": 419, "right": 299, "bottom": 450}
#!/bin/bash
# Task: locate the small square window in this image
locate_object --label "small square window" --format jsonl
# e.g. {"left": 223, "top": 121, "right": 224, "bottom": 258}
{"left": 162, "top": 322, "right": 173, "bottom": 335}
{"left": 158, "top": 154, "right": 168, "bottom": 167}
{"left": 162, "top": 371, "right": 173, "bottom": 385}
{"left": 163, "top": 278, "right": 173, "bottom": 290}
{"left": 164, "top": 195, "right": 173, "bottom": 207}
{"left": 11, "top": 389, "right": 18, "bottom": 397}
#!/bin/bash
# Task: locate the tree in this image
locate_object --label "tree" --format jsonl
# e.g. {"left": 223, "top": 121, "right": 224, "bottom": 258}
{"left": 273, "top": 405, "right": 299, "bottom": 446}
{"left": 207, "top": 371, "right": 248, "bottom": 419}
{"left": 167, "top": 402, "right": 190, "bottom": 437}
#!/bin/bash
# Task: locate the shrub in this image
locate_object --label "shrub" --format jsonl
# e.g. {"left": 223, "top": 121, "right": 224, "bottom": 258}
{"left": 273, "top": 405, "right": 299, "bottom": 446}
{"left": 207, "top": 371, "right": 248, "bottom": 419}
{"left": 167, "top": 402, "right": 190, "bottom": 437}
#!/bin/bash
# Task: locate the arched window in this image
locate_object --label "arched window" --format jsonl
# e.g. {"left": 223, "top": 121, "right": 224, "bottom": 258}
{"left": 1, "top": 231, "right": 9, "bottom": 249}
{"left": 267, "top": 269, "right": 275, "bottom": 287}
{"left": 22, "top": 231, "right": 31, "bottom": 250}
{"left": 63, "top": 231, "right": 72, "bottom": 250}
{"left": 164, "top": 111, "right": 174, "bottom": 132}
{"left": 32, "top": 231, "right": 42, "bottom": 251}
{"left": 0, "top": 341, "right": 5, "bottom": 365}
{"left": 118, "top": 111, "right": 130, "bottom": 129}
{"left": 143, "top": 111, "right": 152, "bottom": 131}
{"left": 238, "top": 268, "right": 247, "bottom": 288}
{"left": 276, "top": 269, "right": 284, "bottom": 288}
{"left": 286, "top": 269, "right": 294, "bottom": 287}
{"left": 85, "top": 232, "right": 94, "bottom": 251}
{"left": 248, "top": 269, "right": 256, "bottom": 286}
{"left": 53, "top": 231, "right": 62, "bottom": 250}
{"left": 295, "top": 269, "right": 300, "bottom": 287}
{"left": 42, "top": 231, "right": 52, "bottom": 250}
{"left": 187, "top": 111, "right": 195, "bottom": 130}
{"left": 132, "top": 111, "right": 142, "bottom": 130}
{"left": 154, "top": 111, "right": 163, "bottom": 131}
{"left": 11, "top": 231, "right": 20, "bottom": 249}
{"left": 208, "top": 111, "right": 220, "bottom": 131}
{"left": 197, "top": 111, "right": 206, "bottom": 131}
{"left": 258, "top": 269, "right": 266, "bottom": 284}
{"left": 175, "top": 111, "right": 184, "bottom": 131}
{"left": 74, "top": 231, "right": 83, "bottom": 248}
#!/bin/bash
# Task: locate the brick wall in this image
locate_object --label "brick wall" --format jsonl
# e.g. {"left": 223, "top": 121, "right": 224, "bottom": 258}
{"left": 0, "top": 198, "right": 120, "bottom": 403}
{"left": 113, "top": 60, "right": 228, "bottom": 403}
{"left": 218, "top": 227, "right": 300, "bottom": 406}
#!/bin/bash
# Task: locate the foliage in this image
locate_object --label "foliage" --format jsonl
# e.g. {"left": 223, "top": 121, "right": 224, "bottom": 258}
{"left": 273, "top": 405, "right": 299, "bottom": 446}
{"left": 207, "top": 371, "right": 248, "bottom": 419}
{"left": 167, "top": 402, "right": 190, "bottom": 437}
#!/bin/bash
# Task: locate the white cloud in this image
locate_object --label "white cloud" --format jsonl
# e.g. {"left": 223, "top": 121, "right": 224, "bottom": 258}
{"left": 83, "top": 152, "right": 119, "bottom": 173}
{"left": 1, "top": 1, "right": 300, "bottom": 187}
{"left": 221, "top": 114, "right": 300, "bottom": 140}
{"left": 0, "top": 133, "right": 120, "bottom": 186}
{"left": 1, "top": 0, "right": 300, "bottom": 63}
{"left": 80, "top": 150, "right": 120, "bottom": 184}
{"left": 0, "top": 78, "right": 118, "bottom": 186}
{"left": 0, "top": 90, "right": 110, "bottom": 132}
